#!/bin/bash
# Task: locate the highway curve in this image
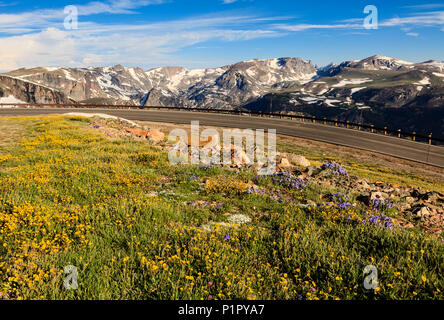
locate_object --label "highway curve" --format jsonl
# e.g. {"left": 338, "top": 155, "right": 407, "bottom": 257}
{"left": 1, "top": 107, "right": 444, "bottom": 168}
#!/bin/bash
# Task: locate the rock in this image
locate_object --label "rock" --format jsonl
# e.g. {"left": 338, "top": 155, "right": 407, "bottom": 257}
{"left": 289, "top": 155, "right": 311, "bottom": 167}
{"left": 419, "top": 192, "right": 438, "bottom": 202}
{"left": 398, "top": 203, "right": 411, "bottom": 212}
{"left": 146, "top": 129, "right": 165, "bottom": 142}
{"left": 399, "top": 190, "right": 411, "bottom": 198}
{"left": 357, "top": 193, "right": 371, "bottom": 205}
{"left": 187, "top": 135, "right": 215, "bottom": 147}
{"left": 125, "top": 127, "right": 148, "bottom": 138}
{"left": 405, "top": 197, "right": 415, "bottom": 204}
{"left": 414, "top": 206, "right": 432, "bottom": 218}
{"left": 279, "top": 158, "right": 292, "bottom": 167}
{"left": 370, "top": 192, "right": 389, "bottom": 201}
{"left": 356, "top": 179, "right": 371, "bottom": 191}
{"left": 231, "top": 144, "right": 251, "bottom": 166}
{"left": 424, "top": 204, "right": 440, "bottom": 214}
{"left": 305, "top": 166, "right": 321, "bottom": 177}
{"left": 0, "top": 75, "right": 69, "bottom": 104}
{"left": 411, "top": 189, "right": 424, "bottom": 198}
{"left": 383, "top": 187, "right": 395, "bottom": 194}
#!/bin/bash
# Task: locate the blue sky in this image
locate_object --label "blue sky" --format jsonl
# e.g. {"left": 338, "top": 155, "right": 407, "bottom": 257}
{"left": 0, "top": 0, "right": 443, "bottom": 71}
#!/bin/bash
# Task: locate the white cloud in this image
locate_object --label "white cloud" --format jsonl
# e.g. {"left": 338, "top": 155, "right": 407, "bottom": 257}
{"left": 276, "top": 10, "right": 444, "bottom": 32}
{"left": 274, "top": 23, "right": 362, "bottom": 32}
{"left": 0, "top": 1, "right": 287, "bottom": 70}
{"left": 0, "top": 0, "right": 166, "bottom": 34}
{"left": 403, "top": 4, "right": 444, "bottom": 10}
{"left": 0, "top": 13, "right": 283, "bottom": 71}
{"left": 406, "top": 32, "right": 420, "bottom": 37}
{"left": 1, "top": 2, "right": 443, "bottom": 71}
{"left": 380, "top": 11, "right": 444, "bottom": 27}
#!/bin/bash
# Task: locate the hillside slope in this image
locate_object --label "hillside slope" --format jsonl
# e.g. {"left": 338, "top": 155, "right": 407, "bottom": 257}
{"left": 0, "top": 115, "right": 442, "bottom": 300}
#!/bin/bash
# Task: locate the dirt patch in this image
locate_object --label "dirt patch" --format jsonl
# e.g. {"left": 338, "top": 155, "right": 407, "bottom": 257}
{"left": 0, "top": 119, "right": 26, "bottom": 149}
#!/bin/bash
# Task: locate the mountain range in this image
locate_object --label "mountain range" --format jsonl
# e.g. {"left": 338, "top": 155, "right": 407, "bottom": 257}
{"left": 1, "top": 55, "right": 443, "bottom": 137}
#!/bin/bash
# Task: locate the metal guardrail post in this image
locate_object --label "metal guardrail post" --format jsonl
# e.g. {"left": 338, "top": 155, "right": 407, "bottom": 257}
{"left": 323, "top": 117, "right": 327, "bottom": 125}
{"left": 412, "top": 132, "right": 416, "bottom": 141}
{"left": 346, "top": 121, "right": 350, "bottom": 129}
{"left": 370, "top": 125, "right": 374, "bottom": 133}
{"left": 429, "top": 134, "right": 432, "bottom": 145}
{"left": 384, "top": 127, "right": 387, "bottom": 135}
{"left": 398, "top": 129, "right": 401, "bottom": 138}
{"left": 335, "top": 120, "right": 338, "bottom": 127}
{"left": 358, "top": 123, "right": 361, "bottom": 131}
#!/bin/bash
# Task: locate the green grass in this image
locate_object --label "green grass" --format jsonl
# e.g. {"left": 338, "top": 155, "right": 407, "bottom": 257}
{"left": 0, "top": 116, "right": 442, "bottom": 300}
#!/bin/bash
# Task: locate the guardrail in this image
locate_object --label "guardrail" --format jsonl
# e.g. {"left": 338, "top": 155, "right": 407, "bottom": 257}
{"left": 1, "top": 102, "right": 443, "bottom": 146}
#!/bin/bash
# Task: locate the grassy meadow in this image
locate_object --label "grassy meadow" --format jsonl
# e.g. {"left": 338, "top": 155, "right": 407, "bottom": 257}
{"left": 0, "top": 115, "right": 442, "bottom": 300}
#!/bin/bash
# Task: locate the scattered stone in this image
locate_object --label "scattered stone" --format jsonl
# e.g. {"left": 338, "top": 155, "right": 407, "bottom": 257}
{"left": 279, "top": 158, "right": 292, "bottom": 168}
{"left": 146, "top": 129, "right": 165, "bottom": 142}
{"left": 405, "top": 197, "right": 415, "bottom": 204}
{"left": 414, "top": 206, "right": 432, "bottom": 218}
{"left": 357, "top": 193, "right": 371, "bottom": 205}
{"left": 356, "top": 179, "right": 371, "bottom": 191}
{"left": 88, "top": 115, "right": 444, "bottom": 235}
{"left": 370, "top": 192, "right": 389, "bottom": 201}
{"left": 289, "top": 155, "right": 311, "bottom": 167}
{"left": 419, "top": 192, "right": 439, "bottom": 202}
{"left": 230, "top": 144, "right": 251, "bottom": 167}
{"left": 125, "top": 127, "right": 148, "bottom": 138}
{"left": 398, "top": 203, "right": 411, "bottom": 212}
{"left": 305, "top": 166, "right": 321, "bottom": 177}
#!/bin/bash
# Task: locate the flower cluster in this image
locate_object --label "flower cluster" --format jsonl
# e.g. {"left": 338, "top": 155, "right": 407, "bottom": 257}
{"left": 329, "top": 192, "right": 353, "bottom": 210}
{"left": 246, "top": 186, "right": 267, "bottom": 196}
{"left": 362, "top": 214, "right": 395, "bottom": 229}
{"left": 321, "top": 163, "right": 348, "bottom": 176}
{"left": 370, "top": 199, "right": 394, "bottom": 211}
{"left": 271, "top": 172, "right": 308, "bottom": 190}
{"left": 205, "top": 178, "right": 249, "bottom": 195}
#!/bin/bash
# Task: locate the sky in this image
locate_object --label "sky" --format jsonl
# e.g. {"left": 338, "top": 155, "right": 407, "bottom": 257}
{"left": 0, "top": 0, "right": 443, "bottom": 71}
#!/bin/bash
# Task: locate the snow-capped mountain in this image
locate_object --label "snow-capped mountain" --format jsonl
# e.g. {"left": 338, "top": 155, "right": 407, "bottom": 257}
{"left": 2, "top": 54, "right": 443, "bottom": 136}
{"left": 0, "top": 57, "right": 317, "bottom": 109}
{"left": 324, "top": 55, "right": 444, "bottom": 76}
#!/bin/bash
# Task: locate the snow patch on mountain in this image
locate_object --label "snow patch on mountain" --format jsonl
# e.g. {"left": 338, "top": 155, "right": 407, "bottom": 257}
{"left": 416, "top": 77, "right": 430, "bottom": 85}
{"left": 333, "top": 78, "right": 373, "bottom": 87}
{"left": 351, "top": 87, "right": 366, "bottom": 94}
{"left": 0, "top": 95, "right": 26, "bottom": 105}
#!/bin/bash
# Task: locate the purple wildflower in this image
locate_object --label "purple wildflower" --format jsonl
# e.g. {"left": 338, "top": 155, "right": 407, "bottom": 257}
{"left": 271, "top": 172, "right": 308, "bottom": 190}
{"left": 321, "top": 163, "right": 349, "bottom": 176}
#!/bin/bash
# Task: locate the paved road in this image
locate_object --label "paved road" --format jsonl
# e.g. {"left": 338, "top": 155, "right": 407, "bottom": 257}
{"left": 1, "top": 107, "right": 444, "bottom": 168}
